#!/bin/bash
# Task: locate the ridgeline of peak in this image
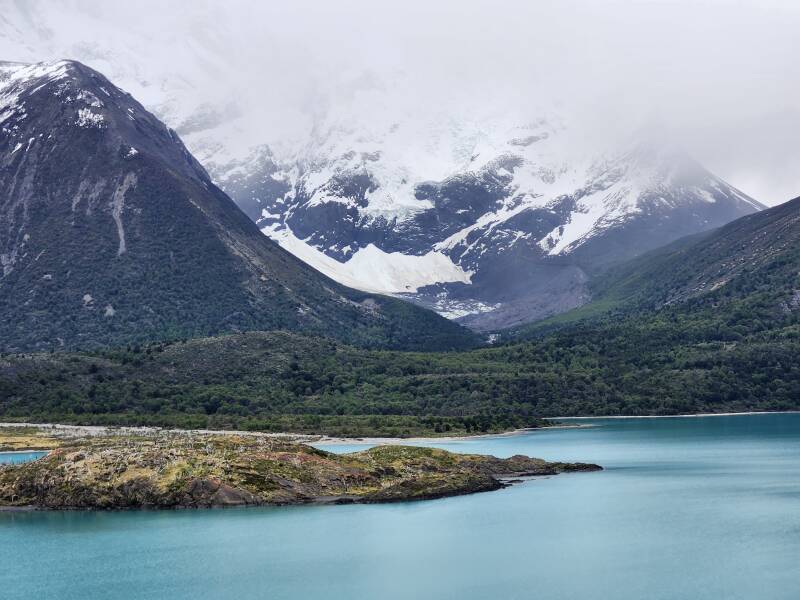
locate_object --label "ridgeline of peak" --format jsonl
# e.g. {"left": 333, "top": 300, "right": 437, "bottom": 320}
{"left": 507, "top": 193, "right": 800, "bottom": 339}
{"left": 221, "top": 103, "right": 764, "bottom": 330}
{"left": 0, "top": 60, "right": 476, "bottom": 352}
{"left": 590, "top": 194, "right": 800, "bottom": 311}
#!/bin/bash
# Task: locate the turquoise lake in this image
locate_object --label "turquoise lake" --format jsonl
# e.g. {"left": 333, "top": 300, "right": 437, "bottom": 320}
{"left": 2, "top": 414, "right": 799, "bottom": 599}
{"left": 0, "top": 451, "right": 47, "bottom": 465}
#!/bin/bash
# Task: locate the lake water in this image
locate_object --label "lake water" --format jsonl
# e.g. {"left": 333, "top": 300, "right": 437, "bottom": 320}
{"left": 0, "top": 451, "right": 47, "bottom": 465}
{"left": 2, "top": 414, "right": 799, "bottom": 599}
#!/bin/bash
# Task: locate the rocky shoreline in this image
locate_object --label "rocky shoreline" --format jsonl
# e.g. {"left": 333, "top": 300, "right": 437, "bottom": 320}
{"left": 0, "top": 429, "right": 600, "bottom": 510}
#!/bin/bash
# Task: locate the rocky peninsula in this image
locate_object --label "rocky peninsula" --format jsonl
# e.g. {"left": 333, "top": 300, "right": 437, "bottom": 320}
{"left": 0, "top": 427, "right": 600, "bottom": 509}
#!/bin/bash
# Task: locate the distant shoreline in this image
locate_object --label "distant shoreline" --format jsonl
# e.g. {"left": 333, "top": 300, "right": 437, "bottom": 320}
{"left": 313, "top": 423, "right": 590, "bottom": 446}
{"left": 0, "top": 421, "right": 584, "bottom": 447}
{"left": 1, "top": 411, "right": 796, "bottom": 447}
{"left": 315, "top": 412, "right": 800, "bottom": 445}
{"left": 555, "top": 411, "right": 800, "bottom": 420}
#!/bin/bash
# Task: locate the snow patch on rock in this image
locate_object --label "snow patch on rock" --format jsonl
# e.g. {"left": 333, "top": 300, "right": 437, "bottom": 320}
{"left": 76, "top": 107, "right": 105, "bottom": 128}
{"left": 263, "top": 224, "right": 472, "bottom": 294}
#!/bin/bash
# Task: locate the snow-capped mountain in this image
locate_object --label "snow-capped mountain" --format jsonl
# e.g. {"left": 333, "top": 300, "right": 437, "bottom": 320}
{"left": 222, "top": 95, "right": 764, "bottom": 329}
{"left": 0, "top": 4, "right": 765, "bottom": 330}
{"left": 0, "top": 60, "right": 475, "bottom": 351}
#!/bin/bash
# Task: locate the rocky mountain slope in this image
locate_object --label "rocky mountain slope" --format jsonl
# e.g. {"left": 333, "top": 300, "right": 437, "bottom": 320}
{"left": 241, "top": 105, "right": 763, "bottom": 331}
{"left": 505, "top": 192, "right": 800, "bottom": 339}
{"left": 0, "top": 60, "right": 476, "bottom": 352}
{"left": 0, "top": 6, "right": 765, "bottom": 330}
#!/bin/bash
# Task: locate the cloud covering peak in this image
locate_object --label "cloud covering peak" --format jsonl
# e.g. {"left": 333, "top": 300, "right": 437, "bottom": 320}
{"left": 2, "top": 0, "right": 798, "bottom": 204}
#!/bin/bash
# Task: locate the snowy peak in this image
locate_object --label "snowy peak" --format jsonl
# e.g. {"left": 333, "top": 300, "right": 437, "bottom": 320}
{"left": 1, "top": 59, "right": 210, "bottom": 187}
{"left": 535, "top": 144, "right": 763, "bottom": 257}
{"left": 235, "top": 99, "right": 763, "bottom": 330}
{"left": 0, "top": 55, "right": 763, "bottom": 331}
{"left": 291, "top": 109, "right": 565, "bottom": 224}
{"left": 1, "top": 59, "right": 113, "bottom": 125}
{"left": 0, "top": 59, "right": 72, "bottom": 93}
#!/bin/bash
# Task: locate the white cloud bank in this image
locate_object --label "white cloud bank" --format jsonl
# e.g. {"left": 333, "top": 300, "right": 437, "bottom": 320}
{"left": 1, "top": 0, "right": 798, "bottom": 204}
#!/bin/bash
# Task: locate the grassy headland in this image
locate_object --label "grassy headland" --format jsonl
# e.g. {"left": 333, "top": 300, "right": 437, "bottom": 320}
{"left": 0, "top": 427, "right": 599, "bottom": 509}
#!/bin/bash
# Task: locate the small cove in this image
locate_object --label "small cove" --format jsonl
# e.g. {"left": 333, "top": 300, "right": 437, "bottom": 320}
{"left": 0, "top": 451, "right": 47, "bottom": 465}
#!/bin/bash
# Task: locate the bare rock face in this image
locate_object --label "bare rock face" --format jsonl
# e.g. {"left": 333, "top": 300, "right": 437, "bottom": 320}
{"left": 180, "top": 478, "right": 261, "bottom": 508}
{"left": 0, "top": 434, "right": 601, "bottom": 509}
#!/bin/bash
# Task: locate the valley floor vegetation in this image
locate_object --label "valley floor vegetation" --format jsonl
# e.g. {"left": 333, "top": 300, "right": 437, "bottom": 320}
{"left": 1, "top": 288, "right": 797, "bottom": 437}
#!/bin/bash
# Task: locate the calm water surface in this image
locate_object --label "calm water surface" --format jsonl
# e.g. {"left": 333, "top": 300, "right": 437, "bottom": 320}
{"left": 0, "top": 451, "right": 47, "bottom": 465}
{"left": 2, "top": 414, "right": 799, "bottom": 599}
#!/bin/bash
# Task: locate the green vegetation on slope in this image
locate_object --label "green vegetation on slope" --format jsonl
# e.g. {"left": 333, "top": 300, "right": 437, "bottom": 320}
{"left": 0, "top": 332, "right": 547, "bottom": 437}
{"left": 2, "top": 284, "right": 799, "bottom": 437}
{"left": 2, "top": 199, "right": 798, "bottom": 437}
{"left": 513, "top": 196, "right": 800, "bottom": 338}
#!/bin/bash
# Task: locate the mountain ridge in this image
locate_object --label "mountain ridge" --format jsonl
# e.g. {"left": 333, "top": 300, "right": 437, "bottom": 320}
{"left": 507, "top": 193, "right": 800, "bottom": 339}
{"left": 592, "top": 194, "right": 800, "bottom": 309}
{"left": 0, "top": 60, "right": 477, "bottom": 352}
{"left": 0, "top": 5, "right": 773, "bottom": 331}
{"left": 242, "top": 111, "right": 763, "bottom": 330}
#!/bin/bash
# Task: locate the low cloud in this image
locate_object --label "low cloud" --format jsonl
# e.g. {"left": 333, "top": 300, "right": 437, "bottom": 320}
{"left": 2, "top": 0, "right": 798, "bottom": 204}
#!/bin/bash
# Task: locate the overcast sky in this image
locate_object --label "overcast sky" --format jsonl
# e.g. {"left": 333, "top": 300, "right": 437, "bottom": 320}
{"left": 2, "top": 0, "right": 799, "bottom": 205}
